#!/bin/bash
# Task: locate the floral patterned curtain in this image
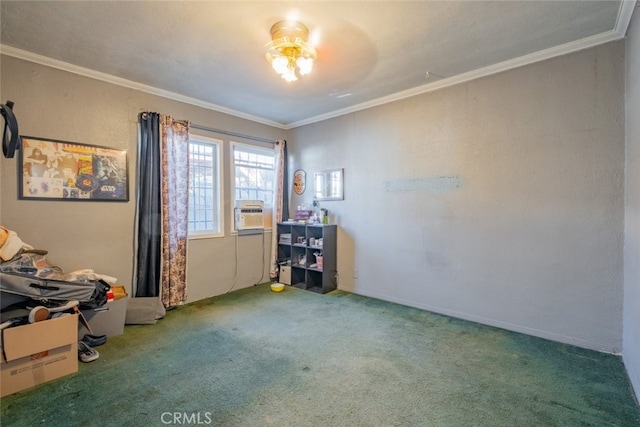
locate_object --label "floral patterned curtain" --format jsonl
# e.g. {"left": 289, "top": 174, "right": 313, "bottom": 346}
{"left": 270, "top": 140, "right": 287, "bottom": 279}
{"left": 135, "top": 112, "right": 189, "bottom": 308}
{"left": 160, "top": 116, "right": 190, "bottom": 307}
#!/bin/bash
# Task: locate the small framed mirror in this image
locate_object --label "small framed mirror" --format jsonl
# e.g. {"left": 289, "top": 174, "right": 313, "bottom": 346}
{"left": 314, "top": 168, "right": 344, "bottom": 201}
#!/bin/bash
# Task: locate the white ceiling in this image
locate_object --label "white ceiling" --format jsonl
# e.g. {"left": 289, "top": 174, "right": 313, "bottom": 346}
{"left": 0, "top": 1, "right": 636, "bottom": 129}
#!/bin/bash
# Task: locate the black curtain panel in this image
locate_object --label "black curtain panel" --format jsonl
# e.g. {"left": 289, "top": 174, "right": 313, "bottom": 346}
{"left": 135, "top": 112, "right": 161, "bottom": 297}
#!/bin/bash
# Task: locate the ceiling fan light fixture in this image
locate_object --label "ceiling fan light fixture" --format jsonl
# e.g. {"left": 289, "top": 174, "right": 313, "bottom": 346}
{"left": 266, "top": 20, "right": 317, "bottom": 82}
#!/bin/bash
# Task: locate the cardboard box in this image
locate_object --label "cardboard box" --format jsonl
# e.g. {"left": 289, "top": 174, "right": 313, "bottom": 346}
{"left": 1, "top": 314, "right": 78, "bottom": 397}
{"left": 78, "top": 297, "right": 128, "bottom": 338}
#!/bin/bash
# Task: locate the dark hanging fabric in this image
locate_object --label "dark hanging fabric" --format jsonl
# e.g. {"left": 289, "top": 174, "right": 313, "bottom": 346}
{"left": 281, "top": 140, "right": 289, "bottom": 221}
{"left": 135, "top": 112, "right": 162, "bottom": 297}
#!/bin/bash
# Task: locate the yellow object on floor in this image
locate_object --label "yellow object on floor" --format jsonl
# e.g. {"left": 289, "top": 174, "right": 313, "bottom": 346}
{"left": 270, "top": 283, "right": 285, "bottom": 292}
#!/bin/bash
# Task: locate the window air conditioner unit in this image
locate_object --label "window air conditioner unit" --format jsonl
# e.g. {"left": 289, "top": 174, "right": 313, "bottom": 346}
{"left": 235, "top": 200, "right": 264, "bottom": 230}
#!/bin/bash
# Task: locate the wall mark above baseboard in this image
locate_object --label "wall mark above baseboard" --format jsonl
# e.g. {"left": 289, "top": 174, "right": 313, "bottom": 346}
{"left": 385, "top": 175, "right": 463, "bottom": 193}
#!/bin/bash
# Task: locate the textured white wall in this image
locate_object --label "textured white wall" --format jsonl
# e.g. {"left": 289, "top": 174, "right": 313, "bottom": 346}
{"left": 288, "top": 41, "right": 625, "bottom": 353}
{"left": 0, "top": 56, "right": 282, "bottom": 301}
{"left": 624, "top": 5, "right": 640, "bottom": 404}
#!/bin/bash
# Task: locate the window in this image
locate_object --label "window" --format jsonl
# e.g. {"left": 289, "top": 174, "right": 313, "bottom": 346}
{"left": 232, "top": 142, "right": 275, "bottom": 229}
{"left": 188, "top": 136, "right": 222, "bottom": 237}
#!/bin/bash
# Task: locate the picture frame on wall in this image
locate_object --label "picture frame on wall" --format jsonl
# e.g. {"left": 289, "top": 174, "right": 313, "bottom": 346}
{"left": 19, "top": 136, "right": 129, "bottom": 201}
{"left": 293, "top": 169, "right": 306, "bottom": 195}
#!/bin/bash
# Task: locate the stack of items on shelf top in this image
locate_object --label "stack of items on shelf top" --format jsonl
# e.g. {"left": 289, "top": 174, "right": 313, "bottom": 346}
{"left": 283, "top": 207, "right": 328, "bottom": 225}
{"left": 294, "top": 209, "right": 313, "bottom": 222}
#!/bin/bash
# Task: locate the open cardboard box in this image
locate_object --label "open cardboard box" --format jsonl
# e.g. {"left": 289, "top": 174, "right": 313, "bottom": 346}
{"left": 1, "top": 314, "right": 78, "bottom": 397}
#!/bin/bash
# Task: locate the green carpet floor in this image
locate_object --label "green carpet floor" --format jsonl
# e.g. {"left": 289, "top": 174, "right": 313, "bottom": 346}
{"left": 1, "top": 284, "right": 639, "bottom": 426}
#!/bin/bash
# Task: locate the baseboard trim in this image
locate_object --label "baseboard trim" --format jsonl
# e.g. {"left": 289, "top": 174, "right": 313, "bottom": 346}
{"left": 353, "top": 288, "right": 620, "bottom": 354}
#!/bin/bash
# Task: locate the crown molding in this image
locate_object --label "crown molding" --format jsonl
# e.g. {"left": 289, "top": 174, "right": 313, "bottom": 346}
{"left": 288, "top": 0, "right": 636, "bottom": 129}
{"left": 616, "top": 0, "right": 638, "bottom": 37}
{"left": 0, "top": 44, "right": 288, "bottom": 130}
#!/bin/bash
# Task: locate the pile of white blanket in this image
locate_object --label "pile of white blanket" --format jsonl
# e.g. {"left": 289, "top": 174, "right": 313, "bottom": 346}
{"left": 0, "top": 226, "right": 33, "bottom": 262}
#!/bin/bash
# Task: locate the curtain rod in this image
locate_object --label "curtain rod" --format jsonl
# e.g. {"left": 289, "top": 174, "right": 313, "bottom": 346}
{"left": 190, "top": 123, "right": 277, "bottom": 145}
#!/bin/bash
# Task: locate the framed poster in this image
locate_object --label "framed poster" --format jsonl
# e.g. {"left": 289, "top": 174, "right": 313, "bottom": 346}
{"left": 293, "top": 169, "right": 306, "bottom": 195}
{"left": 19, "top": 136, "right": 129, "bottom": 201}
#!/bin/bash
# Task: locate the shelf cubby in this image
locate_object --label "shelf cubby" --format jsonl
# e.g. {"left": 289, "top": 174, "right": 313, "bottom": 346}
{"left": 276, "top": 222, "right": 337, "bottom": 294}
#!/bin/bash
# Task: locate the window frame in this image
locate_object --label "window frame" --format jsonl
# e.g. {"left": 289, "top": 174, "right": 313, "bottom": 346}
{"left": 188, "top": 135, "right": 224, "bottom": 239}
{"left": 230, "top": 141, "right": 275, "bottom": 232}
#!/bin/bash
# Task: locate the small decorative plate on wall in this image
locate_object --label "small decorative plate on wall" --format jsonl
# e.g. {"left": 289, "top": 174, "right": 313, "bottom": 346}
{"left": 293, "top": 169, "right": 306, "bottom": 195}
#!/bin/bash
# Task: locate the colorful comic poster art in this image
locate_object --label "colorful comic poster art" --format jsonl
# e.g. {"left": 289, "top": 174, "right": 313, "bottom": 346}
{"left": 19, "top": 136, "right": 128, "bottom": 201}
